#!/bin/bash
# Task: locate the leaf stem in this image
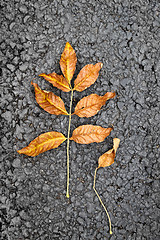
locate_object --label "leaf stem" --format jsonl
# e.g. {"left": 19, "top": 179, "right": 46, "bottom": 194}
{"left": 66, "top": 88, "right": 73, "bottom": 198}
{"left": 93, "top": 167, "right": 113, "bottom": 235}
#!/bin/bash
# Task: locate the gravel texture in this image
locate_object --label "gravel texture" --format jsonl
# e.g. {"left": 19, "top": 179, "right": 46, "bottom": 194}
{"left": 0, "top": 0, "right": 160, "bottom": 239}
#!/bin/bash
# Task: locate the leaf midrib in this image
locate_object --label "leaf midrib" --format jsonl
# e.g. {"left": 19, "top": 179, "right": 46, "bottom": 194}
{"left": 74, "top": 69, "right": 94, "bottom": 90}
{"left": 74, "top": 99, "right": 105, "bottom": 114}
{"left": 45, "top": 75, "right": 70, "bottom": 90}
{"left": 72, "top": 129, "right": 106, "bottom": 138}
{"left": 31, "top": 136, "right": 66, "bottom": 150}
{"left": 45, "top": 95, "right": 68, "bottom": 115}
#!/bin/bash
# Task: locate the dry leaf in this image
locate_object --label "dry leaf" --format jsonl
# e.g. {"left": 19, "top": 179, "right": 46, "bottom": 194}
{"left": 39, "top": 72, "right": 71, "bottom": 92}
{"left": 60, "top": 42, "right": 77, "bottom": 84}
{"left": 73, "top": 63, "right": 103, "bottom": 92}
{"left": 113, "top": 138, "right": 120, "bottom": 154}
{"left": 31, "top": 82, "right": 68, "bottom": 115}
{"left": 98, "top": 138, "right": 120, "bottom": 168}
{"left": 17, "top": 132, "right": 66, "bottom": 157}
{"left": 70, "top": 125, "right": 112, "bottom": 144}
{"left": 73, "top": 92, "right": 116, "bottom": 117}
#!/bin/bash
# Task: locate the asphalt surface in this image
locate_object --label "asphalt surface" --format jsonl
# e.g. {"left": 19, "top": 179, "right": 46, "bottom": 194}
{"left": 0, "top": 0, "right": 160, "bottom": 239}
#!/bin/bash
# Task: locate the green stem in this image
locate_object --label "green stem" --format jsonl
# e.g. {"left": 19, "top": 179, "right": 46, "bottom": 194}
{"left": 93, "top": 168, "right": 113, "bottom": 235}
{"left": 66, "top": 89, "right": 73, "bottom": 198}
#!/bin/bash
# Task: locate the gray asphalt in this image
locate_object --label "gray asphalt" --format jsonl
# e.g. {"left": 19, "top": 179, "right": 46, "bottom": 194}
{"left": 0, "top": 0, "right": 160, "bottom": 239}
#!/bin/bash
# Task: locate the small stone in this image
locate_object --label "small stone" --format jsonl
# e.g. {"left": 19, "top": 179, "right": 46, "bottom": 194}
{"left": 44, "top": 207, "right": 50, "bottom": 213}
{"left": 77, "top": 217, "right": 85, "bottom": 225}
{"left": 49, "top": 212, "right": 55, "bottom": 220}
{"left": 9, "top": 22, "right": 15, "bottom": 30}
{"left": 43, "top": 184, "right": 50, "bottom": 192}
{"left": 19, "top": 5, "right": 28, "bottom": 13}
{"left": 7, "top": 64, "right": 15, "bottom": 72}
{"left": 120, "top": 78, "right": 131, "bottom": 87}
{"left": 24, "top": 15, "right": 30, "bottom": 23}
{"left": 12, "top": 158, "right": 21, "bottom": 168}
{"left": 117, "top": 101, "right": 124, "bottom": 110}
{"left": 19, "top": 63, "right": 28, "bottom": 72}
{"left": 76, "top": 183, "right": 83, "bottom": 192}
{"left": 87, "top": 203, "right": 94, "bottom": 214}
{"left": 24, "top": 167, "right": 32, "bottom": 175}
{"left": 2, "top": 111, "right": 12, "bottom": 122}
{"left": 62, "top": 0, "right": 69, "bottom": 7}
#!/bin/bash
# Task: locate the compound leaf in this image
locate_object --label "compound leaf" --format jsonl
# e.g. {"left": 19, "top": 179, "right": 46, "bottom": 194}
{"left": 60, "top": 42, "right": 77, "bottom": 84}
{"left": 70, "top": 125, "right": 112, "bottom": 144}
{"left": 98, "top": 138, "right": 120, "bottom": 168}
{"left": 31, "top": 82, "right": 68, "bottom": 115}
{"left": 73, "top": 63, "right": 103, "bottom": 92}
{"left": 17, "top": 131, "right": 67, "bottom": 157}
{"left": 39, "top": 72, "right": 71, "bottom": 92}
{"left": 73, "top": 92, "right": 116, "bottom": 117}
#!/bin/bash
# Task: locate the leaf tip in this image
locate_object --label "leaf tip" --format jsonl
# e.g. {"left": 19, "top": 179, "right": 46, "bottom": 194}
{"left": 113, "top": 137, "right": 120, "bottom": 143}
{"left": 96, "top": 62, "right": 103, "bottom": 69}
{"left": 39, "top": 73, "right": 45, "bottom": 77}
{"left": 113, "top": 138, "right": 120, "bottom": 153}
{"left": 111, "top": 92, "right": 116, "bottom": 98}
{"left": 66, "top": 42, "right": 71, "bottom": 47}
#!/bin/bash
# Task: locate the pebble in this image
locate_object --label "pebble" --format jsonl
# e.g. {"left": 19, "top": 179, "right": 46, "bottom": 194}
{"left": 19, "top": 63, "right": 28, "bottom": 72}
{"left": 7, "top": 64, "right": 15, "bottom": 72}
{"left": 19, "top": 5, "right": 28, "bottom": 14}
{"left": 12, "top": 158, "right": 21, "bottom": 168}
{"left": 2, "top": 111, "right": 12, "bottom": 122}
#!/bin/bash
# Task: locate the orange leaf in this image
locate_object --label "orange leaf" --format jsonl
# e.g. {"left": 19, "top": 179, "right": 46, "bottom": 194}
{"left": 17, "top": 131, "right": 66, "bottom": 157}
{"left": 70, "top": 125, "right": 112, "bottom": 144}
{"left": 73, "top": 63, "right": 103, "bottom": 92}
{"left": 73, "top": 92, "right": 116, "bottom": 117}
{"left": 98, "top": 138, "right": 120, "bottom": 168}
{"left": 31, "top": 82, "right": 68, "bottom": 115}
{"left": 39, "top": 72, "right": 71, "bottom": 92}
{"left": 60, "top": 42, "right": 77, "bottom": 84}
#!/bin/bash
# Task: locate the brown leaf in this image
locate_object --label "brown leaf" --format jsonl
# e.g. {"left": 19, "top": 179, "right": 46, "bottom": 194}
{"left": 70, "top": 125, "right": 112, "bottom": 144}
{"left": 73, "top": 92, "right": 116, "bottom": 117}
{"left": 39, "top": 72, "right": 71, "bottom": 92}
{"left": 31, "top": 82, "right": 68, "bottom": 115}
{"left": 60, "top": 42, "right": 77, "bottom": 84}
{"left": 17, "top": 132, "right": 66, "bottom": 157}
{"left": 73, "top": 63, "right": 103, "bottom": 92}
{"left": 98, "top": 138, "right": 120, "bottom": 168}
{"left": 113, "top": 138, "right": 120, "bottom": 153}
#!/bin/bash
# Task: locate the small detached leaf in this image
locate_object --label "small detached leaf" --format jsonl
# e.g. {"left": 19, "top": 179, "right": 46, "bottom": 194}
{"left": 39, "top": 72, "right": 71, "bottom": 92}
{"left": 98, "top": 138, "right": 120, "bottom": 168}
{"left": 73, "top": 92, "right": 116, "bottom": 117}
{"left": 17, "top": 132, "right": 67, "bottom": 157}
{"left": 31, "top": 82, "right": 68, "bottom": 115}
{"left": 73, "top": 63, "right": 103, "bottom": 92}
{"left": 70, "top": 125, "right": 112, "bottom": 144}
{"left": 60, "top": 42, "right": 77, "bottom": 84}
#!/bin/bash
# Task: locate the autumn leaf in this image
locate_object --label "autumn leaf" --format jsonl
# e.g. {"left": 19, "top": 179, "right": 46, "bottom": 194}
{"left": 70, "top": 125, "right": 112, "bottom": 144}
{"left": 73, "top": 92, "right": 116, "bottom": 117}
{"left": 31, "top": 82, "right": 68, "bottom": 115}
{"left": 60, "top": 42, "right": 77, "bottom": 84}
{"left": 17, "top": 132, "right": 67, "bottom": 157}
{"left": 39, "top": 72, "right": 71, "bottom": 92}
{"left": 73, "top": 63, "right": 103, "bottom": 92}
{"left": 98, "top": 138, "right": 120, "bottom": 168}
